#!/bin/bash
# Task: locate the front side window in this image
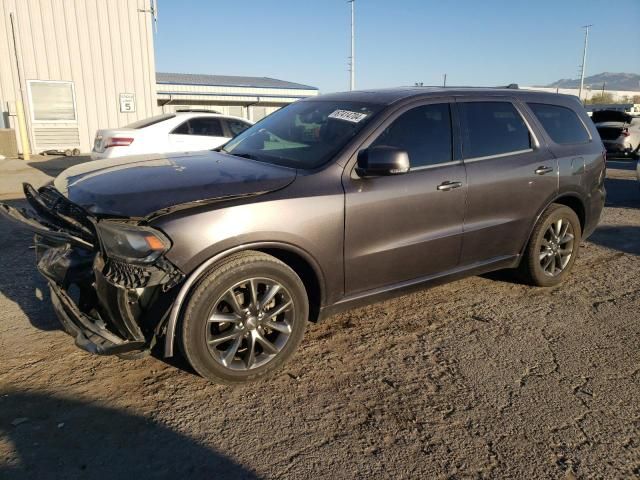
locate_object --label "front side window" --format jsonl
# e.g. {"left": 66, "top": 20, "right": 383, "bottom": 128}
{"left": 459, "top": 102, "right": 531, "bottom": 159}
{"left": 223, "top": 101, "right": 383, "bottom": 169}
{"left": 529, "top": 103, "right": 591, "bottom": 145}
{"left": 28, "top": 81, "right": 76, "bottom": 122}
{"left": 371, "top": 103, "right": 452, "bottom": 168}
{"left": 225, "top": 119, "right": 251, "bottom": 136}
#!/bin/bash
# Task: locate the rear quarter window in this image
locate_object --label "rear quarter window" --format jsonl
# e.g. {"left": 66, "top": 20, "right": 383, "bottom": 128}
{"left": 528, "top": 103, "right": 590, "bottom": 145}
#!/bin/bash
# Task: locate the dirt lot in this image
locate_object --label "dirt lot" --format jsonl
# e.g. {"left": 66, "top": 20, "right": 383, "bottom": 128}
{"left": 0, "top": 156, "right": 638, "bottom": 479}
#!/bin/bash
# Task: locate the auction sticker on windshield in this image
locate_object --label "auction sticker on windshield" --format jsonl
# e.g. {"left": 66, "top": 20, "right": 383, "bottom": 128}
{"left": 328, "top": 109, "right": 368, "bottom": 123}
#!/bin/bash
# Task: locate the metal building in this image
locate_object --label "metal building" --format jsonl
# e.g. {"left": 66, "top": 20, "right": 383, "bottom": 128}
{"left": 157, "top": 72, "right": 319, "bottom": 122}
{"left": 0, "top": 1, "right": 318, "bottom": 157}
{"left": 0, "top": 0, "right": 159, "bottom": 155}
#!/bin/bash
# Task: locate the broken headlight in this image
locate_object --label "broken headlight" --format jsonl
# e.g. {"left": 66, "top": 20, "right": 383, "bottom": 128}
{"left": 96, "top": 221, "right": 171, "bottom": 264}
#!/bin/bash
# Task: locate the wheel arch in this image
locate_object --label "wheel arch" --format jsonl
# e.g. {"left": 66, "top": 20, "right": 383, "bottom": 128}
{"left": 552, "top": 194, "right": 586, "bottom": 232}
{"left": 163, "top": 242, "right": 326, "bottom": 358}
{"left": 519, "top": 193, "right": 587, "bottom": 257}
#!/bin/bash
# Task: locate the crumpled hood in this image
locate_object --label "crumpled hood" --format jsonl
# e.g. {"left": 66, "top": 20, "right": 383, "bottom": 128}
{"left": 53, "top": 151, "right": 296, "bottom": 218}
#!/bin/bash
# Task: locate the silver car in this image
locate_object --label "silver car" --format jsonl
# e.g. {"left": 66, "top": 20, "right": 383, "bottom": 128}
{"left": 592, "top": 110, "right": 640, "bottom": 159}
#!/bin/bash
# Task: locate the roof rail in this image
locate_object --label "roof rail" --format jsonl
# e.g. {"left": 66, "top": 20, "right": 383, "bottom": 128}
{"left": 411, "top": 84, "right": 520, "bottom": 89}
{"left": 175, "top": 109, "right": 222, "bottom": 114}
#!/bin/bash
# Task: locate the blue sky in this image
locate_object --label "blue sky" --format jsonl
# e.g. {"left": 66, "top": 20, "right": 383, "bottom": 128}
{"left": 155, "top": 0, "right": 640, "bottom": 93}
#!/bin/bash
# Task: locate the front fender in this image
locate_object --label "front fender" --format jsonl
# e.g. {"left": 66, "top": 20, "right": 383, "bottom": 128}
{"left": 162, "top": 241, "right": 326, "bottom": 358}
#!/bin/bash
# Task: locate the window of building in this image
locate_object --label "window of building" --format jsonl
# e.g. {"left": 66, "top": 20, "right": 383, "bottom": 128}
{"left": 228, "top": 106, "right": 244, "bottom": 118}
{"left": 252, "top": 106, "right": 267, "bottom": 122}
{"left": 371, "top": 103, "right": 453, "bottom": 168}
{"left": 28, "top": 81, "right": 77, "bottom": 122}
{"left": 459, "top": 102, "right": 531, "bottom": 159}
{"left": 528, "top": 103, "right": 591, "bottom": 145}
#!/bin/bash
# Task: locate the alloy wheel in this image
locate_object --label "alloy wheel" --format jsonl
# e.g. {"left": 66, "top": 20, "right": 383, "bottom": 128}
{"left": 539, "top": 218, "right": 575, "bottom": 277}
{"left": 206, "top": 277, "right": 294, "bottom": 370}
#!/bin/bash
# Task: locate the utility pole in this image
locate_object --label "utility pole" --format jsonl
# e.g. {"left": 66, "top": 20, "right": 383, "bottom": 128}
{"left": 578, "top": 24, "right": 592, "bottom": 102}
{"left": 443, "top": 73, "right": 447, "bottom": 87}
{"left": 349, "top": 0, "right": 355, "bottom": 90}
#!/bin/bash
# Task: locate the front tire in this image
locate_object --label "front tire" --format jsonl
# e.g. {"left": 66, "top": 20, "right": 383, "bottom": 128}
{"left": 519, "top": 204, "right": 582, "bottom": 287}
{"left": 180, "top": 251, "right": 308, "bottom": 384}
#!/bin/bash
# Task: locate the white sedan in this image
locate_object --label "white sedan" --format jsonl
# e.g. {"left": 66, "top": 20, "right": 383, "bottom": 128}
{"left": 91, "top": 110, "right": 253, "bottom": 160}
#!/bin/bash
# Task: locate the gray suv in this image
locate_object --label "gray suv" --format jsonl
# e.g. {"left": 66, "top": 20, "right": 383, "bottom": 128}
{"left": 1, "top": 87, "right": 606, "bottom": 384}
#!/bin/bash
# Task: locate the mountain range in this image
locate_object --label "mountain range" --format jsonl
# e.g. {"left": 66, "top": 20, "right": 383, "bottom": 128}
{"left": 544, "top": 72, "right": 640, "bottom": 92}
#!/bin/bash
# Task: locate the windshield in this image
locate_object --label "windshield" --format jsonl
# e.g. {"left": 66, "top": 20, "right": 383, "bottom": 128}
{"left": 222, "top": 101, "right": 383, "bottom": 169}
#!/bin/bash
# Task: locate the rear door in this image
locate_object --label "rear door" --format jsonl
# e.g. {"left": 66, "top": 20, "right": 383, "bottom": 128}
{"left": 168, "top": 116, "right": 227, "bottom": 152}
{"left": 343, "top": 99, "right": 467, "bottom": 294}
{"left": 457, "top": 98, "right": 558, "bottom": 265}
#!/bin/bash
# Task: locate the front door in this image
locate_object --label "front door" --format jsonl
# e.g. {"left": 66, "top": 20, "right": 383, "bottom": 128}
{"left": 343, "top": 101, "right": 467, "bottom": 295}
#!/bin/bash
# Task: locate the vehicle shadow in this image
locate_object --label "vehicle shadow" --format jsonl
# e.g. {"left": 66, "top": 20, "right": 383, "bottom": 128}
{"left": 0, "top": 198, "right": 58, "bottom": 332}
{"left": 0, "top": 390, "right": 258, "bottom": 480}
{"left": 604, "top": 177, "right": 639, "bottom": 209}
{"left": 26, "top": 155, "right": 91, "bottom": 177}
{"left": 587, "top": 225, "right": 640, "bottom": 256}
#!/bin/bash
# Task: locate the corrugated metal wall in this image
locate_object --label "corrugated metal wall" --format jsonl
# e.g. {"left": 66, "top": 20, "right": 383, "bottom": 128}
{"left": 0, "top": 0, "right": 158, "bottom": 153}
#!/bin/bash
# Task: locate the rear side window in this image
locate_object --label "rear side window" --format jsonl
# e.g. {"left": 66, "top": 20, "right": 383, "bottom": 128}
{"left": 371, "top": 103, "right": 453, "bottom": 168}
{"left": 528, "top": 103, "right": 590, "bottom": 145}
{"left": 459, "top": 102, "right": 531, "bottom": 159}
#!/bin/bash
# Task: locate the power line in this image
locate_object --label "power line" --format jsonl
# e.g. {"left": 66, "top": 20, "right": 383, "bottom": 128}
{"left": 348, "top": 0, "right": 355, "bottom": 91}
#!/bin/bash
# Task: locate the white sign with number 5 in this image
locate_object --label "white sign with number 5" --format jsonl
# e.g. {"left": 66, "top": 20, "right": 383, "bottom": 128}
{"left": 119, "top": 93, "right": 136, "bottom": 113}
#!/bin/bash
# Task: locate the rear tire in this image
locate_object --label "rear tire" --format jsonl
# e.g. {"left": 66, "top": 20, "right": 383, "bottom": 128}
{"left": 518, "top": 204, "right": 581, "bottom": 287}
{"left": 180, "top": 251, "right": 308, "bottom": 384}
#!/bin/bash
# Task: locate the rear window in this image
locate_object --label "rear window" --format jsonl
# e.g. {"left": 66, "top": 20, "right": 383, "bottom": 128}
{"left": 459, "top": 102, "right": 531, "bottom": 159}
{"left": 528, "top": 103, "right": 590, "bottom": 145}
{"left": 125, "top": 113, "right": 176, "bottom": 129}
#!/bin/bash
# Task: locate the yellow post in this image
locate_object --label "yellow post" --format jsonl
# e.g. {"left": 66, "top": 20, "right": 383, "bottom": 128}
{"left": 15, "top": 99, "right": 30, "bottom": 161}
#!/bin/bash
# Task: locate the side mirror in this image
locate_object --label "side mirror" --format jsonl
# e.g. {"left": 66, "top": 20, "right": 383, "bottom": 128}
{"left": 355, "top": 146, "right": 410, "bottom": 177}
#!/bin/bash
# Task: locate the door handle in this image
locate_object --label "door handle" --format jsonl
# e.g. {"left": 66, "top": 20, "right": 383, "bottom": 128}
{"left": 437, "top": 181, "right": 463, "bottom": 191}
{"left": 535, "top": 166, "right": 554, "bottom": 175}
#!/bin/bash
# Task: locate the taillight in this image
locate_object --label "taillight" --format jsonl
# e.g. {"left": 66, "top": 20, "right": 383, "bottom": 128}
{"left": 621, "top": 128, "right": 630, "bottom": 137}
{"left": 105, "top": 137, "right": 134, "bottom": 148}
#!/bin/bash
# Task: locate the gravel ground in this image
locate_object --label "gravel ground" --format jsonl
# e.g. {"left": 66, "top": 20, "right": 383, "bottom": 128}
{"left": 0, "top": 156, "right": 638, "bottom": 479}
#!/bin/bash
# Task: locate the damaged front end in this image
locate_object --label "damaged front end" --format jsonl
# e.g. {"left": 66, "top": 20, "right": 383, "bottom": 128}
{"left": 0, "top": 183, "right": 184, "bottom": 356}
